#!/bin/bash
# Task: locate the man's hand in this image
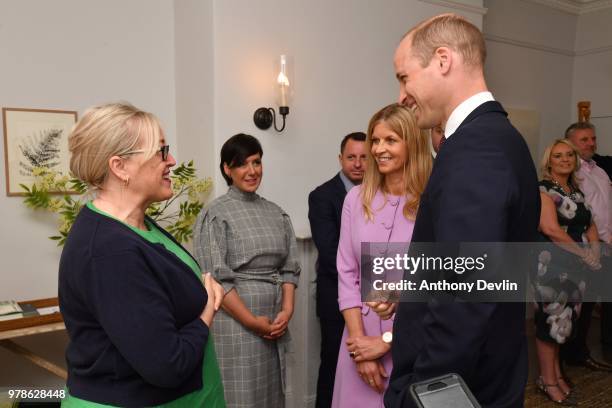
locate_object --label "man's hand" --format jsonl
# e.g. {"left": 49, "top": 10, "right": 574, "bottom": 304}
{"left": 366, "top": 301, "right": 397, "bottom": 320}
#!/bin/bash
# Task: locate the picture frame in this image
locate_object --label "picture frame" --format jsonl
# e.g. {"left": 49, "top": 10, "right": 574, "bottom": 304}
{"left": 2, "top": 107, "right": 77, "bottom": 196}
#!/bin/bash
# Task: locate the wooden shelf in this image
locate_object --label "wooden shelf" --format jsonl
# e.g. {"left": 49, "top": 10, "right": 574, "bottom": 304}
{"left": 0, "top": 297, "right": 63, "bottom": 332}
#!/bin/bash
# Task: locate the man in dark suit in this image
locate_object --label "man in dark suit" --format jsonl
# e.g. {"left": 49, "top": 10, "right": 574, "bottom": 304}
{"left": 308, "top": 132, "right": 367, "bottom": 408}
{"left": 371, "top": 14, "right": 540, "bottom": 407}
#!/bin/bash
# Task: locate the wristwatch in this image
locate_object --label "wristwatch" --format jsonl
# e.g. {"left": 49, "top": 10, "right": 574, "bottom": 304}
{"left": 382, "top": 331, "right": 393, "bottom": 344}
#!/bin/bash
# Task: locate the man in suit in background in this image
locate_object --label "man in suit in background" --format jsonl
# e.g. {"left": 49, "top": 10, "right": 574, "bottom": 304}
{"left": 373, "top": 14, "right": 540, "bottom": 407}
{"left": 308, "top": 132, "right": 367, "bottom": 408}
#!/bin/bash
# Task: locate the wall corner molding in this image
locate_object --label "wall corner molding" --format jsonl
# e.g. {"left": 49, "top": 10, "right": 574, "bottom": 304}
{"left": 525, "top": 0, "right": 581, "bottom": 14}
{"left": 579, "top": 0, "right": 612, "bottom": 14}
{"left": 523, "top": 0, "right": 612, "bottom": 15}
{"left": 484, "top": 34, "right": 575, "bottom": 56}
{"left": 485, "top": 33, "right": 612, "bottom": 56}
{"left": 575, "top": 44, "right": 612, "bottom": 56}
{"left": 418, "top": 0, "right": 488, "bottom": 15}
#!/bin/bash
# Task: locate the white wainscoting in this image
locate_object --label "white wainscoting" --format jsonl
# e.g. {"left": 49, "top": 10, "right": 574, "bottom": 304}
{"left": 285, "top": 237, "right": 321, "bottom": 408}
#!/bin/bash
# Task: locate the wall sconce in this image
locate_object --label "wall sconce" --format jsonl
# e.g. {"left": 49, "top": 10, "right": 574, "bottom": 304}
{"left": 253, "top": 55, "right": 291, "bottom": 132}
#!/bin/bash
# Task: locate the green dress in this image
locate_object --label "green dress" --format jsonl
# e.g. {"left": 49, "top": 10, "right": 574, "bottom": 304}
{"left": 62, "top": 202, "right": 225, "bottom": 408}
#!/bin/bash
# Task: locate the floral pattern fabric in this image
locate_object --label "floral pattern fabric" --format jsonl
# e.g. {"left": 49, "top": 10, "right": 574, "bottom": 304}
{"left": 533, "top": 179, "right": 592, "bottom": 344}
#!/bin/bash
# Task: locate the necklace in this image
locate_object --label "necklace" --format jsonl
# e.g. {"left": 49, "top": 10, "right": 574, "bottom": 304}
{"left": 550, "top": 177, "right": 580, "bottom": 202}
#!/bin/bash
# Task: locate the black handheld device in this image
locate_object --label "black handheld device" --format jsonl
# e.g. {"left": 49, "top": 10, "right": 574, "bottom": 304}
{"left": 409, "top": 373, "right": 480, "bottom": 408}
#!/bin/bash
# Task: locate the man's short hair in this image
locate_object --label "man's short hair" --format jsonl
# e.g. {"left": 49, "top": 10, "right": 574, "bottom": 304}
{"left": 406, "top": 13, "right": 486, "bottom": 68}
{"left": 340, "top": 132, "right": 366, "bottom": 153}
{"left": 565, "top": 122, "right": 596, "bottom": 139}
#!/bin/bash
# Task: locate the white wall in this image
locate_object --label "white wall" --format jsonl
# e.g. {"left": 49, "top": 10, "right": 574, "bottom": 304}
{"left": 0, "top": 0, "right": 487, "bottom": 298}
{"left": 0, "top": 0, "right": 487, "bottom": 403}
{"left": 8, "top": 0, "right": 612, "bottom": 304}
{"left": 210, "top": 0, "right": 485, "bottom": 237}
{"left": 483, "top": 0, "right": 577, "bottom": 161}
{"left": 0, "top": 0, "right": 177, "bottom": 300}
{"left": 205, "top": 3, "right": 485, "bottom": 404}
{"left": 572, "top": 8, "right": 612, "bottom": 155}
{"left": 484, "top": 0, "right": 577, "bottom": 51}
{"left": 0, "top": 0, "right": 177, "bottom": 392}
{"left": 174, "top": 0, "right": 215, "bottom": 179}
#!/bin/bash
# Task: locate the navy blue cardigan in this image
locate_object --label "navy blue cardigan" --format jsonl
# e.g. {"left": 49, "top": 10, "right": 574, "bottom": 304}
{"left": 59, "top": 205, "right": 209, "bottom": 407}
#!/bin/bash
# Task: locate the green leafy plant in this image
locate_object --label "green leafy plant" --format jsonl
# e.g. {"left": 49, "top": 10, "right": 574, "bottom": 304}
{"left": 21, "top": 161, "right": 212, "bottom": 245}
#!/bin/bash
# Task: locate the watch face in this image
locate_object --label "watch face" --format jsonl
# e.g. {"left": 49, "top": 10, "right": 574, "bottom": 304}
{"left": 383, "top": 331, "right": 393, "bottom": 343}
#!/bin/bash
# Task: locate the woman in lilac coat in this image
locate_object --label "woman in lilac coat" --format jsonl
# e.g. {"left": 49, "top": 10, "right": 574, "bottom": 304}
{"left": 331, "top": 104, "right": 432, "bottom": 408}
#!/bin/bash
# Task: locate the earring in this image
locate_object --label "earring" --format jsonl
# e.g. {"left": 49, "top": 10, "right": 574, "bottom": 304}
{"left": 124, "top": 177, "right": 130, "bottom": 188}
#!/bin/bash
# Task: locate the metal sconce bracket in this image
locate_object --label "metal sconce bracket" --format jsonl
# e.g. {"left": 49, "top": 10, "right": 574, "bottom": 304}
{"left": 253, "top": 106, "right": 289, "bottom": 132}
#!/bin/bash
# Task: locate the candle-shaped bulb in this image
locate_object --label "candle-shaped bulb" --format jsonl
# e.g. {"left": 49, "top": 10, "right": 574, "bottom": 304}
{"left": 277, "top": 55, "right": 290, "bottom": 107}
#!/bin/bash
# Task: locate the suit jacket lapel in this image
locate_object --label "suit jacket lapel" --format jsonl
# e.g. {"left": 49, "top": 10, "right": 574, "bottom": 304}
{"left": 332, "top": 173, "right": 348, "bottom": 200}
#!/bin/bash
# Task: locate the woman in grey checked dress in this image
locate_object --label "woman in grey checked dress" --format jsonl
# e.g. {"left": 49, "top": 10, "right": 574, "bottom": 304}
{"left": 194, "top": 133, "right": 300, "bottom": 408}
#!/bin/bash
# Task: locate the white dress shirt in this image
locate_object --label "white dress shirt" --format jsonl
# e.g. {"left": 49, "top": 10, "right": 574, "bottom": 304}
{"left": 576, "top": 158, "right": 612, "bottom": 243}
{"left": 445, "top": 91, "right": 495, "bottom": 139}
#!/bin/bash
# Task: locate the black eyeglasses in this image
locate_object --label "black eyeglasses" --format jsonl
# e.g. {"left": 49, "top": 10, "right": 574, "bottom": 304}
{"left": 159, "top": 145, "right": 170, "bottom": 161}
{"left": 120, "top": 144, "right": 170, "bottom": 161}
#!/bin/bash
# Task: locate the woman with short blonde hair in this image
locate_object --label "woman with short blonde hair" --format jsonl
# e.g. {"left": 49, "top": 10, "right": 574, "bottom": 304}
{"left": 69, "top": 103, "right": 161, "bottom": 189}
{"left": 59, "top": 102, "right": 226, "bottom": 407}
{"left": 540, "top": 138, "right": 581, "bottom": 188}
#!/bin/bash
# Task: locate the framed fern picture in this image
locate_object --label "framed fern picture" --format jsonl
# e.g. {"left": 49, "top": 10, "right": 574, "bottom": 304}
{"left": 3, "top": 107, "right": 77, "bottom": 196}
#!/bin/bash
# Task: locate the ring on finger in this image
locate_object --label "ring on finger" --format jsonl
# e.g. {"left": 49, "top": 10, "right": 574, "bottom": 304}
{"left": 349, "top": 351, "right": 356, "bottom": 358}
{"left": 368, "top": 378, "right": 374, "bottom": 385}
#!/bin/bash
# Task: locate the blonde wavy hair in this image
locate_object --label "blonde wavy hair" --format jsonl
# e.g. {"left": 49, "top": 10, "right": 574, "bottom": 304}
{"left": 69, "top": 102, "right": 162, "bottom": 190}
{"left": 361, "top": 103, "right": 432, "bottom": 221}
{"left": 540, "top": 138, "right": 581, "bottom": 189}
